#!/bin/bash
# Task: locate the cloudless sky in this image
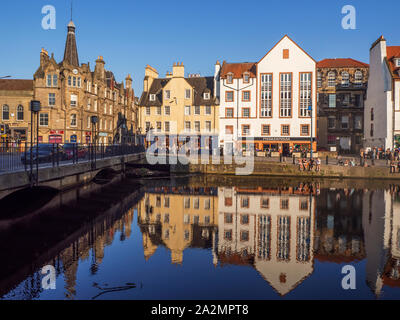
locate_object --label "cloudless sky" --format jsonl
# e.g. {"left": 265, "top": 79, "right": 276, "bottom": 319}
{"left": 0, "top": 0, "right": 399, "bottom": 94}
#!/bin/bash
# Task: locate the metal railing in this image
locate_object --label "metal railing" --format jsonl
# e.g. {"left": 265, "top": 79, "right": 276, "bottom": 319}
{"left": 0, "top": 142, "right": 145, "bottom": 175}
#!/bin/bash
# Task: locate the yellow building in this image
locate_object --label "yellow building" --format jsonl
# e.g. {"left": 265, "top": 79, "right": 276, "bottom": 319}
{"left": 138, "top": 63, "right": 219, "bottom": 149}
{"left": 137, "top": 187, "right": 218, "bottom": 264}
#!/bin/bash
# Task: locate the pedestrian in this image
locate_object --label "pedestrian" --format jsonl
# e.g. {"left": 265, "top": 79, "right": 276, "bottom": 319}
{"left": 316, "top": 158, "right": 321, "bottom": 172}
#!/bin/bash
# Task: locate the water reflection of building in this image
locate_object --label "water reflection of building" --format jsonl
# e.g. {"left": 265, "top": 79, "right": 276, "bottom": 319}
{"left": 137, "top": 187, "right": 218, "bottom": 265}
{"left": 217, "top": 185, "right": 316, "bottom": 296}
{"left": 363, "top": 188, "right": 400, "bottom": 297}
{"left": 314, "top": 188, "right": 365, "bottom": 263}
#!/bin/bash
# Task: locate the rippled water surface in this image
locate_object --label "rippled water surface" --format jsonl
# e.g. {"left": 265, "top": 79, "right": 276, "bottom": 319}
{"left": 1, "top": 176, "right": 400, "bottom": 300}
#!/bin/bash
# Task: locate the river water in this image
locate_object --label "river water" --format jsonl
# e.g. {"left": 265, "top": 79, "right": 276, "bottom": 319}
{"left": 1, "top": 175, "right": 400, "bottom": 300}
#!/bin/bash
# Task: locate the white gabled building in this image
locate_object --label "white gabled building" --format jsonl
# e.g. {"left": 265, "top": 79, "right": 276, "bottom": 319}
{"left": 217, "top": 35, "right": 317, "bottom": 155}
{"left": 364, "top": 36, "right": 400, "bottom": 150}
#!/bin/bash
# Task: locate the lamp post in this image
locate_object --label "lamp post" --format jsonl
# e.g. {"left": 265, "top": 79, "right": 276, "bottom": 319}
{"left": 29, "top": 100, "right": 41, "bottom": 186}
{"left": 91, "top": 116, "right": 98, "bottom": 144}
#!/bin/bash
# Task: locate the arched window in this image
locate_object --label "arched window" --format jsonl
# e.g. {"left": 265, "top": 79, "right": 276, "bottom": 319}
{"left": 328, "top": 71, "right": 336, "bottom": 87}
{"left": 17, "top": 105, "right": 24, "bottom": 121}
{"left": 341, "top": 72, "right": 349, "bottom": 87}
{"left": 2, "top": 105, "right": 9, "bottom": 120}
{"left": 355, "top": 71, "right": 363, "bottom": 86}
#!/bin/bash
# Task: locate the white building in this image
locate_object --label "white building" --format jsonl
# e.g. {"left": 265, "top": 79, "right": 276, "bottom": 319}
{"left": 364, "top": 36, "right": 400, "bottom": 149}
{"left": 217, "top": 35, "right": 317, "bottom": 155}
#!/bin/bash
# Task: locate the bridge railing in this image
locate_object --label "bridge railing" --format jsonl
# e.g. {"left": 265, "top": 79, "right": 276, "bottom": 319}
{"left": 0, "top": 142, "right": 145, "bottom": 174}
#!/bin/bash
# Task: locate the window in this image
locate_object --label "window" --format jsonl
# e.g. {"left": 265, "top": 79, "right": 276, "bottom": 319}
{"left": 281, "top": 124, "right": 290, "bottom": 136}
{"left": 226, "top": 91, "right": 234, "bottom": 102}
{"left": 242, "top": 91, "right": 250, "bottom": 102}
{"left": 354, "top": 115, "right": 362, "bottom": 129}
{"left": 47, "top": 74, "right": 52, "bottom": 87}
{"left": 242, "top": 125, "right": 250, "bottom": 136}
{"left": 164, "top": 197, "right": 170, "bottom": 208}
{"left": 224, "top": 230, "right": 232, "bottom": 240}
{"left": 185, "top": 105, "right": 191, "bottom": 115}
{"left": 145, "top": 122, "right": 151, "bottom": 131}
{"left": 149, "top": 94, "right": 156, "bottom": 101}
{"left": 225, "top": 125, "right": 233, "bottom": 135}
{"left": 77, "top": 77, "right": 81, "bottom": 88}
{"left": 70, "top": 114, "right": 77, "bottom": 127}
{"left": 94, "top": 100, "right": 98, "bottom": 112}
{"left": 300, "top": 124, "right": 310, "bottom": 136}
{"left": 261, "top": 74, "right": 272, "bottom": 117}
{"left": 343, "top": 94, "right": 350, "bottom": 106}
{"left": 70, "top": 94, "right": 77, "bottom": 107}
{"left": 185, "top": 89, "right": 191, "bottom": 99}
{"left": 68, "top": 76, "right": 72, "bottom": 86}
{"left": 104, "top": 104, "right": 107, "bottom": 114}
{"left": 165, "top": 106, "right": 170, "bottom": 115}
{"left": 226, "top": 108, "right": 233, "bottom": 118}
{"left": 355, "top": 94, "right": 361, "bottom": 107}
{"left": 241, "top": 197, "right": 249, "bottom": 208}
{"left": 280, "top": 199, "right": 289, "bottom": 210}
{"left": 396, "top": 59, "right": 400, "bottom": 67}
{"left": 262, "top": 124, "right": 270, "bottom": 136}
{"left": 164, "top": 90, "right": 170, "bottom": 100}
{"left": 241, "top": 231, "right": 249, "bottom": 242}
{"left": 300, "top": 73, "right": 312, "bottom": 117}
{"left": 241, "top": 214, "right": 249, "bottom": 225}
{"left": 225, "top": 197, "right": 232, "bottom": 207}
{"left": 17, "top": 105, "right": 24, "bottom": 121}
{"left": 185, "top": 121, "right": 191, "bottom": 132}
{"left": 2, "top": 105, "right": 9, "bottom": 120}
{"left": 329, "top": 94, "right": 336, "bottom": 108}
{"left": 328, "top": 117, "right": 336, "bottom": 129}
{"left": 165, "top": 121, "right": 170, "bottom": 132}
{"left": 354, "top": 71, "right": 363, "bottom": 86}
{"left": 156, "top": 106, "right": 161, "bottom": 115}
{"left": 205, "top": 106, "right": 211, "bottom": 115}
{"left": 205, "top": 121, "right": 211, "bottom": 132}
{"left": 146, "top": 106, "right": 150, "bottom": 115}
{"left": 87, "top": 116, "right": 91, "bottom": 128}
{"left": 243, "top": 73, "right": 250, "bottom": 83}
{"left": 194, "top": 105, "right": 200, "bottom": 115}
{"left": 87, "top": 98, "right": 91, "bottom": 110}
{"left": 280, "top": 73, "right": 292, "bottom": 117}
{"left": 328, "top": 135, "right": 336, "bottom": 145}
{"left": 164, "top": 214, "right": 170, "bottom": 224}
{"left": 341, "top": 72, "right": 349, "bottom": 87}
{"left": 195, "top": 121, "right": 200, "bottom": 132}
{"left": 156, "top": 122, "right": 162, "bottom": 132}
{"left": 227, "top": 73, "right": 233, "bottom": 84}
{"left": 242, "top": 108, "right": 250, "bottom": 118}
{"left": 203, "top": 92, "right": 210, "bottom": 100}
{"left": 48, "top": 93, "right": 56, "bottom": 106}
{"left": 39, "top": 113, "right": 49, "bottom": 126}
{"left": 261, "top": 198, "right": 269, "bottom": 209}
{"left": 283, "top": 49, "right": 289, "bottom": 59}
{"left": 184, "top": 197, "right": 190, "bottom": 208}
{"left": 328, "top": 71, "right": 336, "bottom": 87}
{"left": 341, "top": 115, "right": 349, "bottom": 129}
{"left": 73, "top": 77, "right": 76, "bottom": 87}
{"left": 317, "top": 72, "right": 322, "bottom": 88}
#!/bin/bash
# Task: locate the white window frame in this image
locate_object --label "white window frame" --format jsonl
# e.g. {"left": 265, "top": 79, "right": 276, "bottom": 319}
{"left": 261, "top": 74, "right": 272, "bottom": 117}
{"left": 280, "top": 73, "right": 292, "bottom": 117}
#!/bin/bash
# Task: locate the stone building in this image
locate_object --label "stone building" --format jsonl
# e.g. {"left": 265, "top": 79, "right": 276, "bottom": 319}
{"left": 0, "top": 79, "right": 34, "bottom": 144}
{"left": 316, "top": 58, "right": 369, "bottom": 153}
{"left": 32, "top": 20, "right": 137, "bottom": 144}
{"left": 138, "top": 63, "right": 219, "bottom": 149}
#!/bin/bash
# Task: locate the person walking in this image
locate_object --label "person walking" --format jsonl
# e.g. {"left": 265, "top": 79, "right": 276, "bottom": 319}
{"left": 316, "top": 158, "right": 321, "bottom": 172}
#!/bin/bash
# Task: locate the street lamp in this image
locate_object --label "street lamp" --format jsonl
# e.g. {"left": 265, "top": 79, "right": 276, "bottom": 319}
{"left": 91, "top": 116, "right": 98, "bottom": 144}
{"left": 29, "top": 100, "right": 41, "bottom": 186}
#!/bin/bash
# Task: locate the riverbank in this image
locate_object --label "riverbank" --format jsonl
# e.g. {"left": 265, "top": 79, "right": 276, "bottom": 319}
{"left": 171, "top": 159, "right": 399, "bottom": 180}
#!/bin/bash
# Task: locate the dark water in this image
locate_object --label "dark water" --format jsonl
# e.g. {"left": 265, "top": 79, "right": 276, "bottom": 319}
{"left": 1, "top": 176, "right": 400, "bottom": 300}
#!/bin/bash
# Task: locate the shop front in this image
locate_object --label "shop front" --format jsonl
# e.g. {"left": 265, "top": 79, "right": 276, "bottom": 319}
{"left": 240, "top": 137, "right": 316, "bottom": 156}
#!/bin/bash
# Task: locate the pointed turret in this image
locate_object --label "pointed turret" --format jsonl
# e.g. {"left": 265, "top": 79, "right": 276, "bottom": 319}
{"left": 63, "top": 21, "right": 79, "bottom": 67}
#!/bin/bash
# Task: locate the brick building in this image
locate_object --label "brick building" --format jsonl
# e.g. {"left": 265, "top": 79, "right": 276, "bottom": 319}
{"left": 316, "top": 58, "right": 369, "bottom": 153}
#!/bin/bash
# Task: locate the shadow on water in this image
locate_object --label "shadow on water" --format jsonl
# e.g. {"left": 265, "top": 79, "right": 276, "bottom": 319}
{"left": 0, "top": 187, "right": 59, "bottom": 220}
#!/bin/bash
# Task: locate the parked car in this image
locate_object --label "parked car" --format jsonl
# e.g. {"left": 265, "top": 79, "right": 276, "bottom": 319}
{"left": 63, "top": 143, "right": 88, "bottom": 160}
{"left": 21, "top": 144, "right": 65, "bottom": 164}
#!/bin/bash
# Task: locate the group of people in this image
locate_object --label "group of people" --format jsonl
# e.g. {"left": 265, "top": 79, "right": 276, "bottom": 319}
{"left": 297, "top": 158, "right": 321, "bottom": 172}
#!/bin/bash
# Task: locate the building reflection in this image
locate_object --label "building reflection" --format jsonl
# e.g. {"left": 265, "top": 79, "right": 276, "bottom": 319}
{"left": 137, "top": 186, "right": 218, "bottom": 265}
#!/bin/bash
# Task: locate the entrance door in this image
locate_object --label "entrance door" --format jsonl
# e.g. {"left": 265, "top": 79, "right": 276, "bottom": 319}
{"left": 282, "top": 143, "right": 290, "bottom": 156}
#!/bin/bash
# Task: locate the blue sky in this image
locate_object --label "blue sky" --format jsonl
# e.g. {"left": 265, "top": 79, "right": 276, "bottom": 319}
{"left": 0, "top": 0, "right": 399, "bottom": 95}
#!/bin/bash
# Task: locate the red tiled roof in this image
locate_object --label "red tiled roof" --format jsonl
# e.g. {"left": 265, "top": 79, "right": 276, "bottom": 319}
{"left": 0, "top": 79, "right": 34, "bottom": 91}
{"left": 220, "top": 62, "right": 256, "bottom": 79}
{"left": 387, "top": 46, "right": 400, "bottom": 80}
{"left": 317, "top": 58, "right": 369, "bottom": 68}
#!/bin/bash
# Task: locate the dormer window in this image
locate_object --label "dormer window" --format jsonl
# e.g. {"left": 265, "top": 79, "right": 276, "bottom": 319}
{"left": 243, "top": 73, "right": 250, "bottom": 83}
{"left": 203, "top": 92, "right": 210, "bottom": 100}
{"left": 165, "top": 90, "right": 170, "bottom": 100}
{"left": 395, "top": 58, "right": 400, "bottom": 67}
{"left": 227, "top": 73, "right": 233, "bottom": 84}
{"left": 149, "top": 94, "right": 156, "bottom": 101}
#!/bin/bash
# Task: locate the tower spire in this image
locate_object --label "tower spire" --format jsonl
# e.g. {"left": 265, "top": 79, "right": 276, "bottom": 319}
{"left": 63, "top": 19, "right": 79, "bottom": 67}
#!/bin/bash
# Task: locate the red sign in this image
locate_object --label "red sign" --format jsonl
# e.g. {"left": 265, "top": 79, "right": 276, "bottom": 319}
{"left": 85, "top": 132, "right": 92, "bottom": 136}
{"left": 50, "top": 130, "right": 64, "bottom": 135}
{"left": 49, "top": 135, "right": 62, "bottom": 144}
